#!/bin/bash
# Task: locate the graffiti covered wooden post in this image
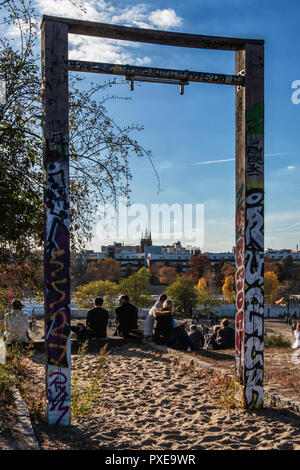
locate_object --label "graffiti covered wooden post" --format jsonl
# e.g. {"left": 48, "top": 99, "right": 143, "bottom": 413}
{"left": 42, "top": 19, "right": 71, "bottom": 426}
{"left": 235, "top": 44, "right": 264, "bottom": 408}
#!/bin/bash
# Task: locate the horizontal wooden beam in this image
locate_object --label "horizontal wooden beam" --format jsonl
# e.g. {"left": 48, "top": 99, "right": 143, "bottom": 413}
{"left": 41, "top": 15, "right": 264, "bottom": 51}
{"left": 68, "top": 60, "right": 245, "bottom": 86}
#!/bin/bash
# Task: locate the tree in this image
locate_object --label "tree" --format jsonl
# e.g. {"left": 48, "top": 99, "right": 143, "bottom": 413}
{"left": 221, "top": 262, "right": 235, "bottom": 281}
{"left": 157, "top": 266, "right": 178, "bottom": 285}
{"left": 0, "top": 0, "right": 154, "bottom": 264}
{"left": 196, "top": 277, "right": 221, "bottom": 312}
{"left": 264, "top": 271, "right": 279, "bottom": 304}
{"left": 84, "top": 258, "right": 122, "bottom": 284}
{"left": 264, "top": 257, "right": 280, "bottom": 275}
{"left": 278, "top": 256, "right": 300, "bottom": 282}
{"left": 165, "top": 277, "right": 198, "bottom": 313}
{"left": 73, "top": 280, "right": 119, "bottom": 313}
{"left": 185, "top": 254, "right": 212, "bottom": 281}
{"left": 222, "top": 275, "right": 235, "bottom": 304}
{"left": 118, "top": 267, "right": 151, "bottom": 308}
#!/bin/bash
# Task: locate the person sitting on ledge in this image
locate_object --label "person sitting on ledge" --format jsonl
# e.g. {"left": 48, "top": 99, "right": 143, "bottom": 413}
{"left": 188, "top": 324, "right": 205, "bottom": 350}
{"left": 144, "top": 293, "right": 167, "bottom": 340}
{"left": 153, "top": 299, "right": 193, "bottom": 351}
{"left": 4, "top": 299, "right": 31, "bottom": 345}
{"left": 214, "top": 317, "right": 235, "bottom": 350}
{"left": 71, "top": 297, "right": 109, "bottom": 342}
{"left": 115, "top": 295, "right": 144, "bottom": 338}
{"left": 86, "top": 297, "right": 109, "bottom": 338}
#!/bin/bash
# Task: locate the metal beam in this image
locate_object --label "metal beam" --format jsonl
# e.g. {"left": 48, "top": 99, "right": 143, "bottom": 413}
{"left": 235, "top": 43, "right": 264, "bottom": 409}
{"left": 42, "top": 19, "right": 71, "bottom": 426}
{"left": 68, "top": 60, "right": 245, "bottom": 86}
{"left": 41, "top": 15, "right": 263, "bottom": 51}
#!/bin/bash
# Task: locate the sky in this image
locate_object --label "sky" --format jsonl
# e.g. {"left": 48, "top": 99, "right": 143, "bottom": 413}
{"left": 7, "top": 0, "right": 300, "bottom": 252}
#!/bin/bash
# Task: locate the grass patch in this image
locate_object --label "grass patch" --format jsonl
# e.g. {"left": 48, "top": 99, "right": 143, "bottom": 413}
{"left": 71, "top": 341, "right": 110, "bottom": 417}
{"left": 264, "top": 333, "right": 291, "bottom": 348}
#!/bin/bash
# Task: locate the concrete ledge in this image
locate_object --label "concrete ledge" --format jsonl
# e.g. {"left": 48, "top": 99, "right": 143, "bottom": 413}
{"left": 11, "top": 386, "right": 40, "bottom": 450}
{"left": 143, "top": 340, "right": 300, "bottom": 414}
{"left": 32, "top": 336, "right": 143, "bottom": 353}
{"left": 264, "top": 389, "right": 300, "bottom": 413}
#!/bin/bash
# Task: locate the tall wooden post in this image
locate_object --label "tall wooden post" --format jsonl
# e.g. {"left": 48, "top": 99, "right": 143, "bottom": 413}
{"left": 235, "top": 43, "right": 264, "bottom": 408}
{"left": 42, "top": 19, "right": 71, "bottom": 426}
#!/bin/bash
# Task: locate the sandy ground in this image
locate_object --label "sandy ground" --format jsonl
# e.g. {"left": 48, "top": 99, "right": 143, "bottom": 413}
{"left": 25, "top": 343, "right": 300, "bottom": 451}
{"left": 2, "top": 318, "right": 299, "bottom": 450}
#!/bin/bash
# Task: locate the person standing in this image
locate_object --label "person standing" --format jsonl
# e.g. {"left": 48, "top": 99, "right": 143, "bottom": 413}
{"left": 292, "top": 322, "right": 300, "bottom": 349}
{"left": 86, "top": 297, "right": 109, "bottom": 338}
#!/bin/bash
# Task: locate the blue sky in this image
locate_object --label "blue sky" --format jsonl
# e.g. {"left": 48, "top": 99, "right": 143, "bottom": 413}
{"left": 19, "top": 1, "right": 300, "bottom": 251}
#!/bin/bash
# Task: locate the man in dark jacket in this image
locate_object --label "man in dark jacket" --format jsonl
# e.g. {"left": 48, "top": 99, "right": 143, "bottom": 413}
{"left": 86, "top": 297, "right": 109, "bottom": 338}
{"left": 115, "top": 295, "right": 142, "bottom": 338}
{"left": 215, "top": 318, "right": 235, "bottom": 349}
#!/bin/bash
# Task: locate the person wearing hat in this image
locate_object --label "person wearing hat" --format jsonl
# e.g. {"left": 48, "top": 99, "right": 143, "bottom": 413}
{"left": 4, "top": 299, "right": 31, "bottom": 344}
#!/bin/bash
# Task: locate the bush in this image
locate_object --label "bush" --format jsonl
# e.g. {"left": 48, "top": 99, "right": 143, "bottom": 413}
{"left": 209, "top": 371, "right": 243, "bottom": 409}
{"left": 0, "top": 365, "right": 15, "bottom": 402}
{"left": 264, "top": 333, "right": 291, "bottom": 348}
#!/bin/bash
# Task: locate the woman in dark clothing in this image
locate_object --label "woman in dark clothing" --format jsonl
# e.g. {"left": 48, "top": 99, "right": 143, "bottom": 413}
{"left": 153, "top": 300, "right": 175, "bottom": 345}
{"left": 215, "top": 318, "right": 235, "bottom": 349}
{"left": 153, "top": 300, "right": 193, "bottom": 351}
{"left": 115, "top": 295, "right": 144, "bottom": 338}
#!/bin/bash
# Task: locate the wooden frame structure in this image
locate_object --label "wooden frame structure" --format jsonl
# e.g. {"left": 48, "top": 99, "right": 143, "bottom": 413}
{"left": 41, "top": 15, "right": 264, "bottom": 425}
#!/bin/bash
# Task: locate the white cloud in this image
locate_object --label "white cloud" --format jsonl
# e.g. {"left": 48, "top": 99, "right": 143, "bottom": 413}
{"left": 68, "top": 35, "right": 151, "bottom": 64}
{"left": 36, "top": 0, "right": 111, "bottom": 22}
{"left": 35, "top": 1, "right": 183, "bottom": 66}
{"left": 287, "top": 165, "right": 295, "bottom": 170}
{"left": 149, "top": 9, "right": 183, "bottom": 28}
{"left": 191, "top": 152, "right": 294, "bottom": 166}
{"left": 192, "top": 158, "right": 234, "bottom": 165}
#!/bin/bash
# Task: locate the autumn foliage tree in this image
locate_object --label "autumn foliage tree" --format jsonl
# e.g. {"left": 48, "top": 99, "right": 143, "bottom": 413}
{"left": 84, "top": 258, "right": 122, "bottom": 284}
{"left": 264, "top": 271, "right": 279, "bottom": 304}
{"left": 221, "top": 262, "right": 235, "bottom": 282}
{"left": 222, "top": 275, "right": 235, "bottom": 304}
{"left": 157, "top": 266, "right": 178, "bottom": 285}
{"left": 196, "top": 277, "right": 220, "bottom": 312}
{"left": 186, "top": 254, "right": 212, "bottom": 281}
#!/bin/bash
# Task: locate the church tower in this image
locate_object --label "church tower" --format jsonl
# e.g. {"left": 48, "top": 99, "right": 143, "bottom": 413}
{"left": 140, "top": 227, "right": 152, "bottom": 253}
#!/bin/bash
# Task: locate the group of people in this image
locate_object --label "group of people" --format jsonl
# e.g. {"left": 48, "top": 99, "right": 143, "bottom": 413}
{"left": 143, "top": 294, "right": 235, "bottom": 352}
{"left": 3, "top": 295, "right": 235, "bottom": 354}
{"left": 71, "top": 295, "right": 144, "bottom": 341}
